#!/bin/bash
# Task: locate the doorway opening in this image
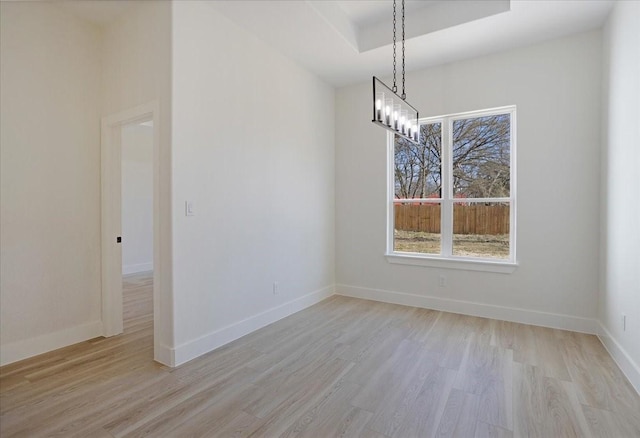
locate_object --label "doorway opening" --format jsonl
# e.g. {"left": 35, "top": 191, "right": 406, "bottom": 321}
{"left": 121, "top": 120, "right": 154, "bottom": 336}
{"left": 101, "top": 101, "right": 162, "bottom": 363}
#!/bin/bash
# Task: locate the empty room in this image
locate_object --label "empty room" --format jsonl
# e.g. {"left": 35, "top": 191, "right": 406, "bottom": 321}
{"left": 1, "top": 0, "right": 638, "bottom": 436}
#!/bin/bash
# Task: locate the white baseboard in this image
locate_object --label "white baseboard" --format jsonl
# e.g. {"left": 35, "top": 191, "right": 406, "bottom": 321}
{"left": 123, "top": 262, "right": 153, "bottom": 275}
{"left": 154, "top": 342, "right": 173, "bottom": 367}
{"left": 170, "top": 285, "right": 335, "bottom": 367}
{"left": 597, "top": 321, "right": 640, "bottom": 395}
{"left": 0, "top": 320, "right": 104, "bottom": 367}
{"left": 336, "top": 284, "right": 598, "bottom": 334}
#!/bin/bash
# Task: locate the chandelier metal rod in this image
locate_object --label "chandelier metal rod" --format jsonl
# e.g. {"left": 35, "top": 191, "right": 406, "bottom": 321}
{"left": 392, "top": 0, "right": 397, "bottom": 93}
{"left": 401, "top": 0, "right": 406, "bottom": 99}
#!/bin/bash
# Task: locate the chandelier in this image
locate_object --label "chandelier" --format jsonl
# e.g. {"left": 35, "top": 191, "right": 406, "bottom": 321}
{"left": 372, "top": 0, "right": 420, "bottom": 144}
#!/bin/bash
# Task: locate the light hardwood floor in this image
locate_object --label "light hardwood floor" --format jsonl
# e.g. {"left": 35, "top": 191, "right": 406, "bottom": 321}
{"left": 1, "top": 272, "right": 639, "bottom": 437}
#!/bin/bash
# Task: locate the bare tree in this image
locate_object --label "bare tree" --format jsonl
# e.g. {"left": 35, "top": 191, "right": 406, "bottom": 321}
{"left": 394, "top": 123, "right": 441, "bottom": 199}
{"left": 394, "top": 114, "right": 510, "bottom": 199}
{"left": 452, "top": 114, "right": 510, "bottom": 198}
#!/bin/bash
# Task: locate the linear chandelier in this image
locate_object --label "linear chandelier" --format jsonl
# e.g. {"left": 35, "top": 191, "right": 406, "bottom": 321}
{"left": 372, "top": 0, "right": 420, "bottom": 144}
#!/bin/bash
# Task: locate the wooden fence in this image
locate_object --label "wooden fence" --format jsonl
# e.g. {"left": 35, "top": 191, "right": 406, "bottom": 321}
{"left": 394, "top": 203, "right": 510, "bottom": 235}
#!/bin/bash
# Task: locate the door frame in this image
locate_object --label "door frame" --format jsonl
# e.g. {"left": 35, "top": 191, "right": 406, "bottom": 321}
{"left": 101, "top": 101, "right": 161, "bottom": 350}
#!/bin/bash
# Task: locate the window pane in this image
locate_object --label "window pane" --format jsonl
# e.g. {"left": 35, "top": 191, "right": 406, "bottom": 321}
{"left": 452, "top": 202, "right": 510, "bottom": 259}
{"left": 452, "top": 114, "right": 510, "bottom": 198}
{"left": 393, "top": 202, "right": 441, "bottom": 254}
{"left": 394, "top": 123, "right": 441, "bottom": 199}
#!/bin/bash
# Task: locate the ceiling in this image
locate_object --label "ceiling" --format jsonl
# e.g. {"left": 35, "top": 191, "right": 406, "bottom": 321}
{"left": 336, "top": 0, "right": 441, "bottom": 27}
{"left": 57, "top": 0, "right": 615, "bottom": 87}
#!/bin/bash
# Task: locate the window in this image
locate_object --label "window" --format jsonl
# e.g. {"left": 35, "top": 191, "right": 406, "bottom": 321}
{"left": 387, "top": 106, "right": 516, "bottom": 272}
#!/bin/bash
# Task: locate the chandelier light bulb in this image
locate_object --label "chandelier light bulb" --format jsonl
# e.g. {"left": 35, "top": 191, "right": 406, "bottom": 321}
{"left": 375, "top": 92, "right": 384, "bottom": 121}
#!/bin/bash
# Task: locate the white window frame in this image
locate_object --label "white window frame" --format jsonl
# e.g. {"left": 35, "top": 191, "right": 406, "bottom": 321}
{"left": 385, "top": 106, "right": 517, "bottom": 273}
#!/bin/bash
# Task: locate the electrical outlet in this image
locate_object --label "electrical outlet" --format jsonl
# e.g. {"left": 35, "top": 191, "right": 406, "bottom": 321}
{"left": 439, "top": 275, "right": 446, "bottom": 287}
{"left": 273, "top": 282, "right": 279, "bottom": 295}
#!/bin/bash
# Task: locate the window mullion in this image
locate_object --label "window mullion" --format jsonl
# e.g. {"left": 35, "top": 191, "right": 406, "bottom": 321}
{"left": 387, "top": 131, "right": 395, "bottom": 254}
{"left": 441, "top": 117, "right": 453, "bottom": 257}
{"left": 509, "top": 108, "right": 517, "bottom": 263}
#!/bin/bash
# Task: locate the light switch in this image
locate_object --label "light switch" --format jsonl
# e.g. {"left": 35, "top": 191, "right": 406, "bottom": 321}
{"left": 185, "top": 201, "right": 195, "bottom": 216}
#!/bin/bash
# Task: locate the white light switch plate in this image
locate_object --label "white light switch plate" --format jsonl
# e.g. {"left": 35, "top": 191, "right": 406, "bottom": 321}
{"left": 185, "top": 201, "right": 195, "bottom": 216}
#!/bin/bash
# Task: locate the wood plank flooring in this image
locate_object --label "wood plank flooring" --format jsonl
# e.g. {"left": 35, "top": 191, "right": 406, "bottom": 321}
{"left": 1, "top": 272, "right": 639, "bottom": 437}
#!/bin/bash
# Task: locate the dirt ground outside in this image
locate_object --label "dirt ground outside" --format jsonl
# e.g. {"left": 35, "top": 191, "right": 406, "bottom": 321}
{"left": 394, "top": 230, "right": 509, "bottom": 259}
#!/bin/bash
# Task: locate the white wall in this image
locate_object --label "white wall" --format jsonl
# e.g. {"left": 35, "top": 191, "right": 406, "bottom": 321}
{"left": 170, "top": 1, "right": 335, "bottom": 365}
{"left": 101, "top": 0, "right": 174, "bottom": 363}
{"left": 336, "top": 31, "right": 602, "bottom": 331}
{"left": 0, "top": 2, "right": 103, "bottom": 365}
{"left": 121, "top": 123, "right": 154, "bottom": 275}
{"left": 599, "top": 0, "right": 640, "bottom": 392}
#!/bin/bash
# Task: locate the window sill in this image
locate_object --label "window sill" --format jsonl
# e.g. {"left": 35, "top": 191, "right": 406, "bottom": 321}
{"left": 385, "top": 253, "right": 518, "bottom": 274}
